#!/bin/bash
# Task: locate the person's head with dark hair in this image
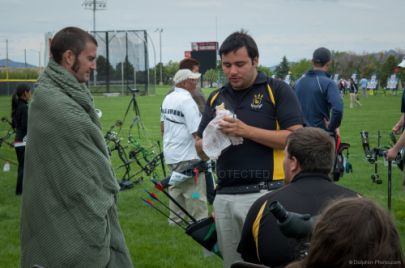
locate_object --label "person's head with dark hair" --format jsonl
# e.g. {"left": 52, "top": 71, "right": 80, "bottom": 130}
{"left": 179, "top": 58, "right": 200, "bottom": 73}
{"left": 219, "top": 30, "right": 259, "bottom": 61}
{"left": 50, "top": 27, "right": 97, "bottom": 83}
{"left": 13, "top": 84, "right": 31, "bottom": 100}
{"left": 11, "top": 84, "right": 31, "bottom": 123}
{"left": 219, "top": 30, "right": 259, "bottom": 90}
{"left": 51, "top": 27, "right": 97, "bottom": 64}
{"left": 288, "top": 197, "right": 404, "bottom": 268}
{"left": 312, "top": 47, "right": 331, "bottom": 69}
{"left": 284, "top": 127, "right": 335, "bottom": 183}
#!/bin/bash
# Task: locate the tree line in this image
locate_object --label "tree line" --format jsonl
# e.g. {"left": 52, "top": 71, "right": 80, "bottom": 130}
{"left": 4, "top": 49, "right": 403, "bottom": 88}
{"left": 275, "top": 50, "right": 405, "bottom": 86}
{"left": 143, "top": 49, "right": 405, "bottom": 87}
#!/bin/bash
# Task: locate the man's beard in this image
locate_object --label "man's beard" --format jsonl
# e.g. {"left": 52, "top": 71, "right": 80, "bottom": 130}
{"left": 72, "top": 56, "right": 80, "bottom": 73}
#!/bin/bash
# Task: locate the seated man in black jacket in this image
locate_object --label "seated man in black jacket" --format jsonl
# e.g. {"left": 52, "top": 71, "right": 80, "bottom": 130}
{"left": 237, "top": 127, "right": 359, "bottom": 267}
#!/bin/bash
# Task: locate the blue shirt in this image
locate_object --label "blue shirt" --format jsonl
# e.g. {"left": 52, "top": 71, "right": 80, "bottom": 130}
{"left": 295, "top": 70, "right": 343, "bottom": 132}
{"left": 360, "top": 78, "right": 368, "bottom": 88}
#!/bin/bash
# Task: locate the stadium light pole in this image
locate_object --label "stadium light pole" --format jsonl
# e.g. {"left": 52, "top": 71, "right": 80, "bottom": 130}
{"left": 82, "top": 0, "right": 106, "bottom": 86}
{"left": 24, "top": 49, "right": 27, "bottom": 68}
{"left": 82, "top": 0, "right": 107, "bottom": 35}
{"left": 155, "top": 28, "right": 163, "bottom": 85}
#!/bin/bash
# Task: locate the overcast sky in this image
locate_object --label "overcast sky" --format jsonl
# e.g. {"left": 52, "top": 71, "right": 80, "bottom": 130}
{"left": 1, "top": 0, "right": 404, "bottom": 67}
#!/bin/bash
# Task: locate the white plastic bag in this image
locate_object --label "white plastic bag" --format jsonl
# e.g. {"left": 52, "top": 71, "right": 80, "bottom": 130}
{"left": 202, "top": 109, "right": 243, "bottom": 160}
{"left": 3, "top": 161, "right": 10, "bottom": 172}
{"left": 168, "top": 171, "right": 193, "bottom": 186}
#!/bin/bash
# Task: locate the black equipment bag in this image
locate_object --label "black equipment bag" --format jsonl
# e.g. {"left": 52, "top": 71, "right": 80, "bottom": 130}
{"left": 185, "top": 217, "right": 221, "bottom": 257}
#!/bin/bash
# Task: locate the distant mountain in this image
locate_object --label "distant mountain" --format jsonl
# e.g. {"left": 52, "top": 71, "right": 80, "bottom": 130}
{"left": 0, "top": 59, "right": 37, "bottom": 68}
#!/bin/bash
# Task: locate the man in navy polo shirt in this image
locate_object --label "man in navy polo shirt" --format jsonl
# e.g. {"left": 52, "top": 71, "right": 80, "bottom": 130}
{"left": 195, "top": 31, "right": 303, "bottom": 267}
{"left": 295, "top": 47, "right": 343, "bottom": 134}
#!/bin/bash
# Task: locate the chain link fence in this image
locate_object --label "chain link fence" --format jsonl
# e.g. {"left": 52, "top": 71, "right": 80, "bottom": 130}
{"left": 90, "top": 30, "right": 154, "bottom": 95}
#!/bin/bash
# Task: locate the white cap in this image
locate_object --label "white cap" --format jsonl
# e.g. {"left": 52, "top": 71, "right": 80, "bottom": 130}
{"left": 173, "top": 69, "right": 201, "bottom": 84}
{"left": 398, "top": 57, "right": 405, "bottom": 68}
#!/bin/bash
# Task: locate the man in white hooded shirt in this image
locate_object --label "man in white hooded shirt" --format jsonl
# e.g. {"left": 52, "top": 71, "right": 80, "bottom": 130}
{"left": 161, "top": 69, "right": 209, "bottom": 224}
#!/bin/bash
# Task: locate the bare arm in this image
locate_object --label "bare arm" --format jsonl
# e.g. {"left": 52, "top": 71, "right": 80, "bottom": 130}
{"left": 219, "top": 116, "right": 303, "bottom": 149}
{"left": 194, "top": 135, "right": 209, "bottom": 161}
{"left": 392, "top": 114, "right": 404, "bottom": 134}
{"left": 387, "top": 131, "right": 405, "bottom": 160}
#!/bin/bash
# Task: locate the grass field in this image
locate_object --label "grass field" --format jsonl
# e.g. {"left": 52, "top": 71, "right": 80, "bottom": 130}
{"left": 0, "top": 86, "right": 404, "bottom": 267}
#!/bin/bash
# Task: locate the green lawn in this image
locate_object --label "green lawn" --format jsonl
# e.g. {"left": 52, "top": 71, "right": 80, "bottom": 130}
{"left": 0, "top": 87, "right": 404, "bottom": 267}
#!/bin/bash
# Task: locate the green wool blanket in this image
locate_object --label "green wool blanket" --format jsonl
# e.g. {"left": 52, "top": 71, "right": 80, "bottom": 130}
{"left": 20, "top": 59, "right": 133, "bottom": 268}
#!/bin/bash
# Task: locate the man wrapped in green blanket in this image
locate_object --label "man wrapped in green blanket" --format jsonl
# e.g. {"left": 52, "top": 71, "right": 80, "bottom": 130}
{"left": 20, "top": 27, "right": 133, "bottom": 268}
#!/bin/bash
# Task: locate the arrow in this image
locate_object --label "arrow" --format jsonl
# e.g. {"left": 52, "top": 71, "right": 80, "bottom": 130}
{"left": 150, "top": 178, "right": 197, "bottom": 223}
{"left": 141, "top": 198, "right": 185, "bottom": 229}
{"left": 144, "top": 189, "right": 190, "bottom": 225}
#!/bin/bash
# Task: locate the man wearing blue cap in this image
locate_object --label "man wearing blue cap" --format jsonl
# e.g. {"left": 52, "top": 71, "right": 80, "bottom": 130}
{"left": 294, "top": 47, "right": 343, "bottom": 134}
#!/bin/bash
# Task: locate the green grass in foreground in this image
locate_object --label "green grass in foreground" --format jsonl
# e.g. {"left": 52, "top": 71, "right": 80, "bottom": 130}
{"left": 0, "top": 87, "right": 404, "bottom": 267}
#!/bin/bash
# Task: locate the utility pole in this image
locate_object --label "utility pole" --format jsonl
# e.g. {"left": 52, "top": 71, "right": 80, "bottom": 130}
{"left": 155, "top": 28, "right": 163, "bottom": 85}
{"left": 24, "top": 48, "right": 27, "bottom": 68}
{"left": 6, "top": 39, "right": 9, "bottom": 80}
{"left": 6, "top": 39, "right": 8, "bottom": 64}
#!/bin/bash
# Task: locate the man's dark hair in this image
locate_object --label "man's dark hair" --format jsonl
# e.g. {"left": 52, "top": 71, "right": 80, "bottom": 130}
{"left": 219, "top": 30, "right": 259, "bottom": 61}
{"left": 286, "top": 127, "right": 335, "bottom": 174}
{"left": 179, "top": 58, "right": 200, "bottom": 70}
{"left": 50, "top": 27, "right": 98, "bottom": 64}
